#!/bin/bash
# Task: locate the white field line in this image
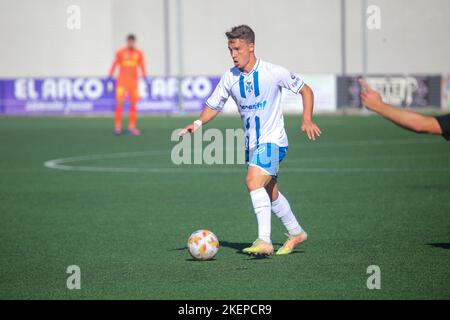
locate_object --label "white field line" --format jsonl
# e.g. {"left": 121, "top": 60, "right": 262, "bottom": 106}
{"left": 43, "top": 138, "right": 449, "bottom": 174}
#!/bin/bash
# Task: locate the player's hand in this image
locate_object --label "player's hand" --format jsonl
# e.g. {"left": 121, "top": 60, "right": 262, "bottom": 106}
{"left": 359, "top": 79, "right": 383, "bottom": 111}
{"left": 107, "top": 78, "right": 114, "bottom": 92}
{"left": 177, "top": 122, "right": 201, "bottom": 137}
{"left": 301, "top": 120, "right": 321, "bottom": 141}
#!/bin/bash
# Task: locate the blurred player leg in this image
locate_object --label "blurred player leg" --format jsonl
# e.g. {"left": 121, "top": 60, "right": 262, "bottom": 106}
{"left": 115, "top": 105, "right": 123, "bottom": 135}
{"left": 128, "top": 85, "right": 141, "bottom": 136}
{"left": 114, "top": 85, "right": 126, "bottom": 135}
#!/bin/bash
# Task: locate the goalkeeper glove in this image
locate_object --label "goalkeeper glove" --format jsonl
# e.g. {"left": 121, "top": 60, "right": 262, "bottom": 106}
{"left": 106, "top": 78, "right": 114, "bottom": 92}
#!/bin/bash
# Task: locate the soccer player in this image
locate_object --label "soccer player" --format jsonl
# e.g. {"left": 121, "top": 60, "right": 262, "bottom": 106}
{"left": 179, "top": 25, "right": 321, "bottom": 255}
{"left": 108, "top": 34, "right": 148, "bottom": 136}
{"left": 359, "top": 79, "right": 450, "bottom": 140}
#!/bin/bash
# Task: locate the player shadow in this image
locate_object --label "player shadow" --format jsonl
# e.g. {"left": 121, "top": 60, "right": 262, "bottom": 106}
{"left": 223, "top": 241, "right": 268, "bottom": 259}
{"left": 171, "top": 241, "right": 305, "bottom": 261}
{"left": 171, "top": 247, "right": 188, "bottom": 251}
{"left": 219, "top": 240, "right": 253, "bottom": 253}
{"left": 220, "top": 240, "right": 305, "bottom": 259}
{"left": 404, "top": 183, "right": 450, "bottom": 191}
{"left": 426, "top": 243, "right": 450, "bottom": 250}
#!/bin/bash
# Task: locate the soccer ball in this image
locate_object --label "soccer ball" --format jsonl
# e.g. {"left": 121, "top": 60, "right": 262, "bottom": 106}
{"left": 187, "top": 230, "right": 220, "bottom": 260}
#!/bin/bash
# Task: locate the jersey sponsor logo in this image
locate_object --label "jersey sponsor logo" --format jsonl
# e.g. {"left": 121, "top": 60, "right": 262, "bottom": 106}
{"left": 240, "top": 100, "right": 267, "bottom": 110}
{"left": 122, "top": 60, "right": 138, "bottom": 67}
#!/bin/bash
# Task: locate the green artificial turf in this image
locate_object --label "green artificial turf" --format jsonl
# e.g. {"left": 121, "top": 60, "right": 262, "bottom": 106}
{"left": 0, "top": 115, "right": 449, "bottom": 299}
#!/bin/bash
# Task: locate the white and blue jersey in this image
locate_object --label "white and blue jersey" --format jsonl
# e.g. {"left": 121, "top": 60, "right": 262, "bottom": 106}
{"left": 206, "top": 58, "right": 305, "bottom": 175}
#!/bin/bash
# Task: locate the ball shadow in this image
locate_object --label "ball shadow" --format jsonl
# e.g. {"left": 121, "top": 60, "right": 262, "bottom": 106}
{"left": 185, "top": 258, "right": 217, "bottom": 262}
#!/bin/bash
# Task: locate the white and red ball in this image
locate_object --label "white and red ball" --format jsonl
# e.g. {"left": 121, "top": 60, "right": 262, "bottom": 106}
{"left": 187, "top": 230, "right": 220, "bottom": 260}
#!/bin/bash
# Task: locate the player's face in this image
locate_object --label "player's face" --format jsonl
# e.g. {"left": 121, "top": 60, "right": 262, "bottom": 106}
{"left": 228, "top": 39, "right": 254, "bottom": 70}
{"left": 127, "top": 39, "right": 135, "bottom": 49}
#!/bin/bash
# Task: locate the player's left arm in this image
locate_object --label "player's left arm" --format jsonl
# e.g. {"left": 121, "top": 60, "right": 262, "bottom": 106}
{"left": 299, "top": 84, "right": 322, "bottom": 141}
{"left": 138, "top": 51, "right": 148, "bottom": 78}
{"left": 138, "top": 51, "right": 151, "bottom": 88}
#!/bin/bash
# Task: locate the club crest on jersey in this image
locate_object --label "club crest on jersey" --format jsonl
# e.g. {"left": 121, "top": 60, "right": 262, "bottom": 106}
{"left": 292, "top": 76, "right": 302, "bottom": 89}
{"left": 246, "top": 81, "right": 253, "bottom": 94}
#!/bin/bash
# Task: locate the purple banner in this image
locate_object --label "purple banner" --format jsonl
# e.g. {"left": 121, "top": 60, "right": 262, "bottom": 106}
{"left": 0, "top": 76, "right": 220, "bottom": 115}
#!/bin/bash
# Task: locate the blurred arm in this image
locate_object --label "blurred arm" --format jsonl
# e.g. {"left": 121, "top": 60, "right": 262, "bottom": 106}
{"left": 359, "top": 79, "right": 442, "bottom": 135}
{"left": 108, "top": 54, "right": 118, "bottom": 78}
{"left": 139, "top": 52, "right": 148, "bottom": 79}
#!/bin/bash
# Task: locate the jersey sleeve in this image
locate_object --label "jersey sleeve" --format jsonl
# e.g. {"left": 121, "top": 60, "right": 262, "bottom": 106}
{"left": 205, "top": 72, "right": 231, "bottom": 111}
{"left": 275, "top": 65, "right": 305, "bottom": 94}
{"left": 435, "top": 114, "right": 450, "bottom": 140}
{"left": 138, "top": 51, "right": 147, "bottom": 78}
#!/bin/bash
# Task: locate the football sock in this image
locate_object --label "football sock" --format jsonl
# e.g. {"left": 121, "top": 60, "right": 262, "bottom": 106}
{"left": 129, "top": 104, "right": 137, "bottom": 129}
{"left": 271, "top": 192, "right": 303, "bottom": 236}
{"left": 250, "top": 187, "right": 272, "bottom": 243}
{"left": 114, "top": 105, "right": 122, "bottom": 130}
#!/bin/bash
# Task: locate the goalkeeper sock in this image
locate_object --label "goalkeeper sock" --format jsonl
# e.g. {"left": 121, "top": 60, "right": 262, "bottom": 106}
{"left": 250, "top": 187, "right": 272, "bottom": 243}
{"left": 129, "top": 105, "right": 137, "bottom": 129}
{"left": 115, "top": 105, "right": 122, "bottom": 130}
{"left": 272, "top": 192, "right": 303, "bottom": 236}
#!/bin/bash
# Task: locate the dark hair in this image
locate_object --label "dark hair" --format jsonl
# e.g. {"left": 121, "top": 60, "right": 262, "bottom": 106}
{"left": 225, "top": 25, "right": 255, "bottom": 44}
{"left": 127, "top": 34, "right": 136, "bottom": 41}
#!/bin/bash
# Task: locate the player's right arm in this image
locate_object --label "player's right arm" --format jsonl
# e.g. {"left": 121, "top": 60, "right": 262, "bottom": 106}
{"left": 359, "top": 79, "right": 443, "bottom": 135}
{"left": 178, "top": 72, "right": 231, "bottom": 136}
{"left": 108, "top": 52, "right": 119, "bottom": 79}
{"left": 107, "top": 51, "right": 119, "bottom": 91}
